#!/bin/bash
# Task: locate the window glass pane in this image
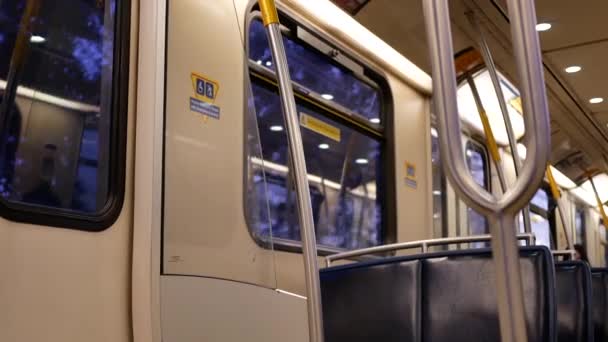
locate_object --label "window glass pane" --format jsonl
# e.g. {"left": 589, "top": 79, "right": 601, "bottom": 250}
{"left": 431, "top": 130, "right": 444, "bottom": 238}
{"left": 575, "top": 207, "right": 586, "bottom": 245}
{"left": 249, "top": 82, "right": 383, "bottom": 250}
{"left": 0, "top": 0, "right": 116, "bottom": 213}
{"left": 530, "top": 213, "right": 551, "bottom": 248}
{"left": 465, "top": 143, "right": 489, "bottom": 238}
{"left": 249, "top": 19, "right": 382, "bottom": 124}
{"left": 530, "top": 189, "right": 549, "bottom": 211}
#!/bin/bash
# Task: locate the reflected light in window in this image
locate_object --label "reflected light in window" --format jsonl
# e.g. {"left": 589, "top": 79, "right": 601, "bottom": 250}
{"left": 431, "top": 127, "right": 438, "bottom": 137}
{"left": 355, "top": 158, "right": 368, "bottom": 165}
{"left": 433, "top": 190, "right": 441, "bottom": 196}
{"left": 269, "top": 125, "right": 283, "bottom": 132}
{"left": 30, "top": 35, "right": 46, "bottom": 43}
{"left": 318, "top": 143, "right": 329, "bottom": 150}
{"left": 256, "top": 60, "right": 262, "bottom": 65}
{"left": 321, "top": 94, "right": 334, "bottom": 101}
{"left": 265, "top": 61, "right": 272, "bottom": 67}
{"left": 369, "top": 118, "right": 380, "bottom": 124}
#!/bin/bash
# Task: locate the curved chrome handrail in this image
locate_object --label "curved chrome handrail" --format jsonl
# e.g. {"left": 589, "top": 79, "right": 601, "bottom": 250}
{"left": 422, "top": 1, "right": 550, "bottom": 342}
{"left": 325, "top": 233, "right": 536, "bottom": 267}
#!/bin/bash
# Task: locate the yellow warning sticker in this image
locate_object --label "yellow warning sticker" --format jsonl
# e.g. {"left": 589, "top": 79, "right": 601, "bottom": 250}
{"left": 191, "top": 72, "right": 220, "bottom": 104}
{"left": 190, "top": 72, "right": 221, "bottom": 120}
{"left": 404, "top": 161, "right": 417, "bottom": 189}
{"left": 300, "top": 112, "right": 341, "bottom": 142}
{"left": 509, "top": 97, "right": 523, "bottom": 115}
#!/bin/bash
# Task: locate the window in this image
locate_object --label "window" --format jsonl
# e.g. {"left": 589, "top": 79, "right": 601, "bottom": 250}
{"left": 245, "top": 14, "right": 389, "bottom": 251}
{"left": 431, "top": 128, "right": 446, "bottom": 238}
{"left": 518, "top": 188, "right": 554, "bottom": 248}
{"left": 465, "top": 141, "right": 489, "bottom": 238}
{"left": 575, "top": 206, "right": 586, "bottom": 246}
{"left": 0, "top": 0, "right": 128, "bottom": 228}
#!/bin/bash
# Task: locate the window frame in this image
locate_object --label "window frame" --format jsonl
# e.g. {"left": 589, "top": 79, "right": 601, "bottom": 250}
{"left": 0, "top": 0, "right": 131, "bottom": 231}
{"left": 464, "top": 139, "right": 491, "bottom": 236}
{"left": 575, "top": 204, "right": 587, "bottom": 246}
{"left": 242, "top": 6, "right": 395, "bottom": 254}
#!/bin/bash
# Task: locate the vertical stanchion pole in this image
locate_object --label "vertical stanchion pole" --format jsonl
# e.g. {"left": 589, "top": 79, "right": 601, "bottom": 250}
{"left": 257, "top": 1, "right": 324, "bottom": 342}
{"left": 466, "top": 12, "right": 533, "bottom": 234}
{"left": 465, "top": 74, "right": 508, "bottom": 192}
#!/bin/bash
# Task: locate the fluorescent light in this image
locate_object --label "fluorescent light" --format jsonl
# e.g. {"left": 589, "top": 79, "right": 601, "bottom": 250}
{"left": 549, "top": 166, "right": 577, "bottom": 189}
{"left": 355, "top": 158, "right": 368, "bottom": 165}
{"left": 589, "top": 97, "right": 604, "bottom": 104}
{"left": 565, "top": 66, "right": 582, "bottom": 73}
{"left": 457, "top": 70, "right": 525, "bottom": 145}
{"left": 318, "top": 143, "right": 329, "bottom": 150}
{"left": 30, "top": 35, "right": 46, "bottom": 43}
{"left": 536, "top": 23, "right": 552, "bottom": 32}
{"left": 250, "top": 157, "right": 376, "bottom": 199}
{"left": 370, "top": 118, "right": 381, "bottom": 124}
{"left": 0, "top": 79, "right": 99, "bottom": 113}
{"left": 431, "top": 127, "right": 438, "bottom": 138}
{"left": 270, "top": 125, "right": 283, "bottom": 132}
{"left": 265, "top": 61, "right": 272, "bottom": 67}
{"left": 286, "top": 0, "right": 432, "bottom": 95}
{"left": 321, "top": 94, "right": 334, "bottom": 101}
{"left": 433, "top": 190, "right": 442, "bottom": 196}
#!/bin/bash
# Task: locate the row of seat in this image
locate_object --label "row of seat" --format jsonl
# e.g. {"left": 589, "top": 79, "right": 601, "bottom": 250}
{"left": 320, "top": 246, "right": 608, "bottom": 342}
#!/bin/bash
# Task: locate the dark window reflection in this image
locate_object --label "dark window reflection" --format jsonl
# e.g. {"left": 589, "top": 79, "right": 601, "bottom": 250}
{"left": 465, "top": 141, "right": 489, "bottom": 247}
{"left": 0, "top": 0, "right": 115, "bottom": 213}
{"left": 249, "top": 19, "right": 382, "bottom": 124}
{"left": 249, "top": 83, "right": 383, "bottom": 249}
{"left": 575, "top": 206, "right": 586, "bottom": 246}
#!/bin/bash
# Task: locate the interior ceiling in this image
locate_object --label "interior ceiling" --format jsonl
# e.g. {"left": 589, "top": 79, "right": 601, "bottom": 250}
{"left": 351, "top": 0, "right": 608, "bottom": 184}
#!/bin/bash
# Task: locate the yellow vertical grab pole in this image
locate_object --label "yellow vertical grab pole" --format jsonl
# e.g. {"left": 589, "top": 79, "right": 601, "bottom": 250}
{"left": 588, "top": 175, "right": 608, "bottom": 229}
{"left": 257, "top": 1, "right": 325, "bottom": 342}
{"left": 546, "top": 166, "right": 573, "bottom": 248}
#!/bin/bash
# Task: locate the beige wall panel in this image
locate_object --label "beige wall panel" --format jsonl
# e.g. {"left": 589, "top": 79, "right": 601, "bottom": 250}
{"left": 162, "top": 0, "right": 277, "bottom": 287}
{"left": 390, "top": 76, "right": 432, "bottom": 243}
{"left": 161, "top": 276, "right": 308, "bottom": 342}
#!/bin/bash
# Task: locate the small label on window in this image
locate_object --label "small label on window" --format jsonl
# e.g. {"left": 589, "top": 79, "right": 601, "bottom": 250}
{"left": 299, "top": 112, "right": 341, "bottom": 142}
{"left": 190, "top": 72, "right": 221, "bottom": 120}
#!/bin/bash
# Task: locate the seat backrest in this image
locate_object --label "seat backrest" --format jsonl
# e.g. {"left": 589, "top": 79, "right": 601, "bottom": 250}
{"left": 320, "top": 246, "right": 555, "bottom": 342}
{"left": 320, "top": 259, "right": 421, "bottom": 342}
{"left": 591, "top": 268, "right": 608, "bottom": 341}
{"left": 421, "top": 247, "right": 555, "bottom": 342}
{"left": 555, "top": 261, "right": 593, "bottom": 342}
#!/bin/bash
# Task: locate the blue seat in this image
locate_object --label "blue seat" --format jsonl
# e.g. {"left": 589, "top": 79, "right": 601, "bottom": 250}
{"left": 591, "top": 268, "right": 608, "bottom": 341}
{"left": 555, "top": 261, "right": 593, "bottom": 342}
{"left": 320, "top": 246, "right": 556, "bottom": 342}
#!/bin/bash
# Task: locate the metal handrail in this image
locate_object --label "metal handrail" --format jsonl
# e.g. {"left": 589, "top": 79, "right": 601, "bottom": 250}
{"left": 552, "top": 250, "right": 576, "bottom": 260}
{"left": 422, "top": 1, "right": 551, "bottom": 341}
{"left": 325, "top": 233, "right": 535, "bottom": 266}
{"left": 466, "top": 11, "right": 533, "bottom": 236}
{"left": 257, "top": 1, "right": 324, "bottom": 342}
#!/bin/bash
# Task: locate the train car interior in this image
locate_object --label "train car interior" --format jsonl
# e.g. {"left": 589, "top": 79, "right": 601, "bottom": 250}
{"left": 1, "top": 0, "right": 608, "bottom": 341}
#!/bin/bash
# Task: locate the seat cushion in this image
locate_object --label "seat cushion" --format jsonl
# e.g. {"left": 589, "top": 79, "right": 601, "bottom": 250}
{"left": 419, "top": 247, "right": 555, "bottom": 342}
{"left": 591, "top": 268, "right": 608, "bottom": 341}
{"left": 320, "top": 259, "right": 421, "bottom": 342}
{"left": 555, "top": 261, "right": 593, "bottom": 342}
{"left": 321, "top": 246, "right": 556, "bottom": 342}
